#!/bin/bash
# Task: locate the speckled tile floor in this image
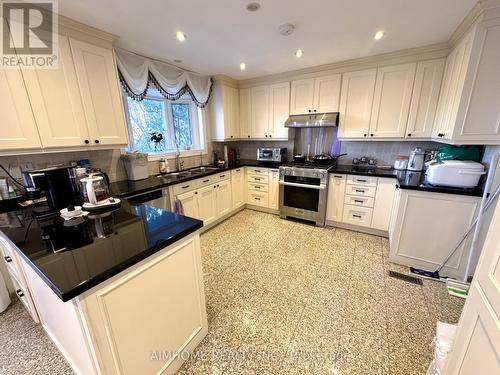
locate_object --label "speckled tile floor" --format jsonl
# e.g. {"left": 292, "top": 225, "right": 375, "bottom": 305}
{"left": 178, "top": 209, "right": 465, "bottom": 375}
{"left": 0, "top": 209, "right": 464, "bottom": 375}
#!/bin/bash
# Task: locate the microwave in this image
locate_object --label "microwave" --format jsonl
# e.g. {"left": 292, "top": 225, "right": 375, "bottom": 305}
{"left": 257, "top": 147, "right": 287, "bottom": 163}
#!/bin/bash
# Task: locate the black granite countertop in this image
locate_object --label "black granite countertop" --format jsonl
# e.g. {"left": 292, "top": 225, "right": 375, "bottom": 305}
{"left": 0, "top": 201, "right": 203, "bottom": 302}
{"left": 110, "top": 159, "right": 283, "bottom": 199}
{"left": 329, "top": 165, "right": 483, "bottom": 197}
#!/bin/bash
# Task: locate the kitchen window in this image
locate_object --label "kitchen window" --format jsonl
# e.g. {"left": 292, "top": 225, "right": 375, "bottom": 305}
{"left": 123, "top": 89, "right": 206, "bottom": 159}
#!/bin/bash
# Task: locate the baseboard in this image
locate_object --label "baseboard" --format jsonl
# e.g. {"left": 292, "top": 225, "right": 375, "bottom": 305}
{"left": 245, "top": 204, "right": 279, "bottom": 215}
{"left": 200, "top": 206, "right": 246, "bottom": 233}
{"left": 326, "top": 220, "right": 389, "bottom": 238}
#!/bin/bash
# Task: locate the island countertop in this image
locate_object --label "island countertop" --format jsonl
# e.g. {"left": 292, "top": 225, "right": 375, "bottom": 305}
{"left": 0, "top": 202, "right": 203, "bottom": 302}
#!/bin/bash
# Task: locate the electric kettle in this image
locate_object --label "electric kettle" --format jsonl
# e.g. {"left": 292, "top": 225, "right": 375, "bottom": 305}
{"left": 408, "top": 147, "right": 426, "bottom": 171}
{"left": 80, "top": 174, "right": 120, "bottom": 210}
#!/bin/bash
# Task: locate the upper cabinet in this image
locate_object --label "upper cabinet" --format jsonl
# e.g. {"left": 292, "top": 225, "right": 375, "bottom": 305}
{"left": 209, "top": 82, "right": 240, "bottom": 141}
{"left": 250, "top": 85, "right": 270, "bottom": 139}
{"left": 70, "top": 39, "right": 128, "bottom": 146}
{"left": 239, "top": 88, "right": 251, "bottom": 139}
{"left": 369, "top": 63, "right": 416, "bottom": 138}
{"left": 338, "top": 69, "right": 377, "bottom": 138}
{"left": 433, "top": 15, "right": 500, "bottom": 144}
{"left": 406, "top": 59, "right": 445, "bottom": 138}
{"left": 290, "top": 74, "right": 341, "bottom": 115}
{"left": 268, "top": 83, "right": 290, "bottom": 139}
{"left": 0, "top": 19, "right": 129, "bottom": 153}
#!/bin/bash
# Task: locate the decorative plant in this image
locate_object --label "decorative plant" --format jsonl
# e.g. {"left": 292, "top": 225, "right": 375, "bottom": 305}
{"left": 149, "top": 131, "right": 164, "bottom": 151}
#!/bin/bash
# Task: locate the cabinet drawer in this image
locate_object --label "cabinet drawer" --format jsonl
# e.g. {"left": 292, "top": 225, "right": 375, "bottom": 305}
{"left": 345, "top": 194, "right": 374, "bottom": 208}
{"left": 330, "top": 174, "right": 347, "bottom": 181}
{"left": 231, "top": 168, "right": 244, "bottom": 176}
{"left": 342, "top": 204, "right": 373, "bottom": 227}
{"left": 172, "top": 180, "right": 199, "bottom": 195}
{"left": 249, "top": 183, "right": 268, "bottom": 192}
{"left": 247, "top": 191, "right": 269, "bottom": 207}
{"left": 11, "top": 275, "right": 37, "bottom": 322}
{"left": 215, "top": 172, "right": 230, "bottom": 181}
{"left": 247, "top": 174, "right": 269, "bottom": 184}
{"left": 247, "top": 167, "right": 269, "bottom": 176}
{"left": 197, "top": 175, "right": 214, "bottom": 187}
{"left": 347, "top": 175, "right": 378, "bottom": 186}
{"left": 345, "top": 184, "right": 377, "bottom": 197}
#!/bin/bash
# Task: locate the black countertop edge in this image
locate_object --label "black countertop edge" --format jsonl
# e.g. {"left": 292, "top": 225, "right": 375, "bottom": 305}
{"left": 110, "top": 159, "right": 283, "bottom": 199}
{"left": 329, "top": 165, "right": 484, "bottom": 197}
{"left": 8, "top": 210, "right": 203, "bottom": 302}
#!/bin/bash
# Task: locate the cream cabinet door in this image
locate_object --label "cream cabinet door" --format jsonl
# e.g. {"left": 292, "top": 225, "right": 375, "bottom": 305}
{"left": 222, "top": 85, "right": 239, "bottom": 139}
{"left": 406, "top": 59, "right": 445, "bottom": 139}
{"left": 269, "top": 83, "right": 290, "bottom": 139}
{"left": 21, "top": 35, "right": 90, "bottom": 148}
{"left": 197, "top": 185, "right": 217, "bottom": 226}
{"left": 268, "top": 169, "right": 280, "bottom": 210}
{"left": 371, "top": 178, "right": 396, "bottom": 231}
{"left": 313, "top": 74, "right": 341, "bottom": 113}
{"left": 231, "top": 168, "right": 245, "bottom": 209}
{"left": 338, "top": 69, "right": 377, "bottom": 138}
{"left": 250, "top": 85, "right": 270, "bottom": 138}
{"left": 369, "top": 63, "right": 416, "bottom": 138}
{"left": 70, "top": 39, "right": 128, "bottom": 146}
{"left": 444, "top": 200, "right": 500, "bottom": 375}
{"left": 290, "top": 78, "right": 315, "bottom": 115}
{"left": 239, "top": 88, "right": 251, "bottom": 139}
{"left": 0, "top": 67, "right": 41, "bottom": 150}
{"left": 326, "top": 174, "right": 346, "bottom": 222}
{"left": 216, "top": 179, "right": 232, "bottom": 217}
{"left": 176, "top": 190, "right": 199, "bottom": 219}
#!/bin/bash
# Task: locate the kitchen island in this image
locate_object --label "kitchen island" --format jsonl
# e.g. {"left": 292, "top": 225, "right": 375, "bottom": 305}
{"left": 0, "top": 202, "right": 205, "bottom": 375}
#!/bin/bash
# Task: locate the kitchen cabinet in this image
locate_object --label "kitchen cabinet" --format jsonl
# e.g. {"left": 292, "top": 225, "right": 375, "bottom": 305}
{"left": 209, "top": 81, "right": 239, "bottom": 141}
{"left": 239, "top": 88, "right": 251, "bottom": 139}
{"left": 197, "top": 185, "right": 217, "bottom": 226}
{"left": 269, "top": 83, "right": 290, "bottom": 139}
{"left": 389, "top": 189, "right": 480, "bottom": 278}
{"left": 231, "top": 168, "right": 246, "bottom": 209}
{"left": 369, "top": 63, "right": 416, "bottom": 138}
{"left": 21, "top": 35, "right": 90, "bottom": 148}
{"left": 290, "top": 74, "right": 341, "bottom": 115}
{"left": 338, "top": 69, "right": 377, "bottom": 138}
{"left": 371, "top": 178, "right": 397, "bottom": 231}
{"left": 0, "top": 65, "right": 42, "bottom": 150}
{"left": 176, "top": 190, "right": 199, "bottom": 219}
{"left": 326, "top": 174, "right": 346, "bottom": 222}
{"left": 216, "top": 179, "right": 232, "bottom": 217}
{"left": 250, "top": 85, "right": 270, "bottom": 138}
{"left": 432, "top": 16, "right": 500, "bottom": 144}
{"left": 70, "top": 39, "right": 128, "bottom": 146}
{"left": 406, "top": 59, "right": 445, "bottom": 138}
{"left": 268, "top": 169, "right": 280, "bottom": 210}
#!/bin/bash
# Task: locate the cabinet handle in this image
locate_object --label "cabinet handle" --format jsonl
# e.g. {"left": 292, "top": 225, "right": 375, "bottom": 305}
{"left": 213, "top": 185, "right": 216, "bottom": 189}
{"left": 354, "top": 200, "right": 364, "bottom": 204}
{"left": 313, "top": 109, "right": 317, "bottom": 113}
{"left": 84, "top": 139, "right": 90, "bottom": 144}
{"left": 248, "top": 135, "right": 250, "bottom": 138}
{"left": 4, "top": 256, "right": 12, "bottom": 263}
{"left": 407, "top": 133, "right": 412, "bottom": 137}
{"left": 357, "top": 179, "right": 367, "bottom": 183}
{"left": 255, "top": 186, "right": 260, "bottom": 189}
{"left": 370, "top": 134, "right": 374, "bottom": 137}
{"left": 220, "top": 175, "right": 226, "bottom": 178}
{"left": 254, "top": 170, "right": 260, "bottom": 173}
{"left": 334, "top": 175, "right": 343, "bottom": 179}
{"left": 355, "top": 189, "right": 365, "bottom": 193}
{"left": 182, "top": 185, "right": 190, "bottom": 189}
{"left": 16, "top": 289, "right": 24, "bottom": 298}
{"left": 195, "top": 191, "right": 198, "bottom": 195}
{"left": 363, "top": 134, "right": 367, "bottom": 137}
{"left": 235, "top": 169, "right": 240, "bottom": 172}
{"left": 265, "top": 135, "right": 268, "bottom": 137}
{"left": 269, "top": 134, "right": 272, "bottom": 137}
{"left": 254, "top": 177, "right": 261, "bottom": 181}
{"left": 352, "top": 214, "right": 362, "bottom": 219}
{"left": 94, "top": 139, "right": 100, "bottom": 144}
{"left": 255, "top": 197, "right": 261, "bottom": 200}
{"left": 202, "top": 179, "right": 210, "bottom": 183}
{"left": 437, "top": 133, "right": 445, "bottom": 138}
{"left": 217, "top": 184, "right": 220, "bottom": 187}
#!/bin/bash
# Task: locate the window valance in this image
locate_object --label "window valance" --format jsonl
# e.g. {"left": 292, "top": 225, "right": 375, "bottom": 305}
{"left": 115, "top": 48, "right": 213, "bottom": 107}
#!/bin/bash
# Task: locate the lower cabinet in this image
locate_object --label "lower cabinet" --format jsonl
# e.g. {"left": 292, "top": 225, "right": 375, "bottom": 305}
{"left": 231, "top": 168, "right": 246, "bottom": 209}
{"left": 268, "top": 169, "right": 280, "bottom": 210}
{"left": 173, "top": 176, "right": 232, "bottom": 226}
{"left": 325, "top": 174, "right": 396, "bottom": 234}
{"left": 246, "top": 167, "right": 280, "bottom": 211}
{"left": 389, "top": 189, "right": 480, "bottom": 278}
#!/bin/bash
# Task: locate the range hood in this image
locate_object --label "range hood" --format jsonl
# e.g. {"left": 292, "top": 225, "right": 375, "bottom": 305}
{"left": 284, "top": 112, "right": 339, "bottom": 128}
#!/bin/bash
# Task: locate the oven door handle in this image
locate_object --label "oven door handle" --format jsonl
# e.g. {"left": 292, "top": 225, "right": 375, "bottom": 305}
{"left": 278, "top": 181, "right": 326, "bottom": 190}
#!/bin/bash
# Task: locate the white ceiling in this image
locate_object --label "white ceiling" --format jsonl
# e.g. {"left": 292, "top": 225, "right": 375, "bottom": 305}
{"left": 58, "top": 0, "right": 477, "bottom": 79}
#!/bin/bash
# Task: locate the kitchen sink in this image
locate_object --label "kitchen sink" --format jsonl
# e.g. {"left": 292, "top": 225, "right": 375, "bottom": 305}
{"left": 187, "top": 166, "right": 220, "bottom": 174}
{"left": 156, "top": 166, "right": 219, "bottom": 180}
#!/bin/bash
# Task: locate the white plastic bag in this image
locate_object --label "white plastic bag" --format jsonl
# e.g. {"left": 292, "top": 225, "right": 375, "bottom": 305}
{"left": 427, "top": 321, "right": 457, "bottom": 375}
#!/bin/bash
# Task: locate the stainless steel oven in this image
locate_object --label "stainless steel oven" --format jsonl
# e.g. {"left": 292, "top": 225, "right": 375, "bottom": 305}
{"left": 278, "top": 165, "right": 329, "bottom": 226}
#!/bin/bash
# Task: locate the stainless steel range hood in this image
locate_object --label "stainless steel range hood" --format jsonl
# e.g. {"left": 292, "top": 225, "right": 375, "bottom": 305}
{"left": 284, "top": 112, "right": 339, "bottom": 128}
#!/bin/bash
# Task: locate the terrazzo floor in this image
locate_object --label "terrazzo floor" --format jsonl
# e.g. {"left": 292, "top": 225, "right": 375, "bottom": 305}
{"left": 0, "top": 209, "right": 464, "bottom": 374}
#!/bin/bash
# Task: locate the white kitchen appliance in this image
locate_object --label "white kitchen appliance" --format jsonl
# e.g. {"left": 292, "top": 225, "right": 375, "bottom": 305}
{"left": 426, "top": 160, "right": 486, "bottom": 188}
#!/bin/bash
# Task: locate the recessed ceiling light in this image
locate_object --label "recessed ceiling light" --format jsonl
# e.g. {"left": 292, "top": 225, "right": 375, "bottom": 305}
{"left": 240, "top": 63, "right": 246, "bottom": 71}
{"left": 374, "top": 31, "right": 384, "bottom": 40}
{"left": 176, "top": 31, "right": 186, "bottom": 42}
{"left": 246, "top": 2, "right": 260, "bottom": 12}
{"left": 279, "top": 23, "right": 295, "bottom": 36}
{"left": 295, "top": 49, "right": 304, "bottom": 58}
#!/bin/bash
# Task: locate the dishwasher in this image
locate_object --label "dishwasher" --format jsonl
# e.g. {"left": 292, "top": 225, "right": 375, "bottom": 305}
{"left": 125, "top": 187, "right": 171, "bottom": 211}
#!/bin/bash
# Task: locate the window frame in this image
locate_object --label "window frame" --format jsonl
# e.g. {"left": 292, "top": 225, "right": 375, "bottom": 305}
{"left": 122, "top": 92, "right": 207, "bottom": 161}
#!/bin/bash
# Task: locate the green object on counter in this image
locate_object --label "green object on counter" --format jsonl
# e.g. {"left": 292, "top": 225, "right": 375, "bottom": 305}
{"left": 436, "top": 145, "right": 481, "bottom": 162}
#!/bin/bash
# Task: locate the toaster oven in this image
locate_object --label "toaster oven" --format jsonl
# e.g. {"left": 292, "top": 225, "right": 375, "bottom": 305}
{"left": 256, "top": 148, "right": 287, "bottom": 163}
